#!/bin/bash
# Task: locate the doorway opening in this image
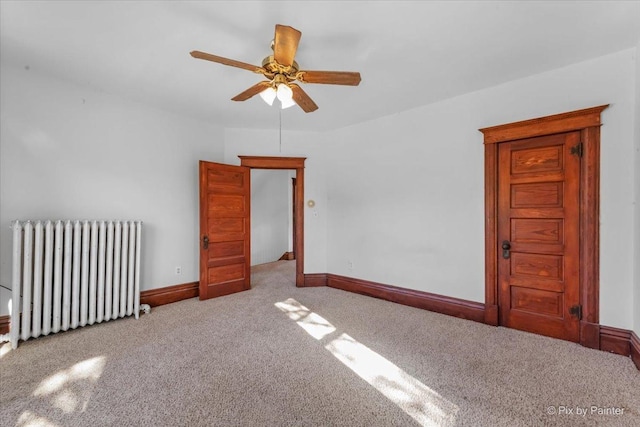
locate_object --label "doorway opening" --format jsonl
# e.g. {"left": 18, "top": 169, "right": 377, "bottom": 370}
{"left": 250, "top": 168, "right": 295, "bottom": 265}
{"left": 239, "top": 156, "right": 306, "bottom": 287}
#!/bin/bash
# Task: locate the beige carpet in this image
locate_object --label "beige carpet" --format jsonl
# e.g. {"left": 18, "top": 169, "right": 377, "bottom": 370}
{"left": 1, "top": 260, "right": 638, "bottom": 426}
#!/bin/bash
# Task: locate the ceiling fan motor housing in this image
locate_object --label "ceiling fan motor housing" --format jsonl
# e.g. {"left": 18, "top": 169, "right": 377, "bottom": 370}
{"left": 262, "top": 55, "right": 299, "bottom": 80}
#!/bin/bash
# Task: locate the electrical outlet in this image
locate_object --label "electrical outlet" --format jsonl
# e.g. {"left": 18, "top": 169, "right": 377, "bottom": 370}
{"left": 175, "top": 266, "right": 182, "bottom": 275}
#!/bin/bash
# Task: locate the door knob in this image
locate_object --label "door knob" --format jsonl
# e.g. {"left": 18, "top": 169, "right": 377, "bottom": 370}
{"left": 502, "top": 240, "right": 511, "bottom": 259}
{"left": 203, "top": 235, "right": 209, "bottom": 250}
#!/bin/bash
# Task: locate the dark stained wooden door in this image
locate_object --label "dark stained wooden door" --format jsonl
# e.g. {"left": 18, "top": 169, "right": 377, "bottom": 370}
{"left": 498, "top": 132, "right": 581, "bottom": 342}
{"left": 199, "top": 161, "right": 251, "bottom": 300}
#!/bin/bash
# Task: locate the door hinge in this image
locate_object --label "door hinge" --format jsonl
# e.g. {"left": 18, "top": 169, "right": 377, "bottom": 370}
{"left": 569, "top": 304, "right": 582, "bottom": 320}
{"left": 570, "top": 142, "right": 583, "bottom": 157}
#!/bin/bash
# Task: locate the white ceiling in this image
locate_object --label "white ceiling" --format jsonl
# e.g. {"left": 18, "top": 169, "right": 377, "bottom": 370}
{"left": 2, "top": 1, "right": 639, "bottom": 132}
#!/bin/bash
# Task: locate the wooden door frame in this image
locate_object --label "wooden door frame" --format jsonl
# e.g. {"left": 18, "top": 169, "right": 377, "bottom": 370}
{"left": 291, "top": 177, "right": 297, "bottom": 260}
{"left": 479, "top": 105, "right": 608, "bottom": 349}
{"left": 239, "top": 156, "right": 306, "bottom": 287}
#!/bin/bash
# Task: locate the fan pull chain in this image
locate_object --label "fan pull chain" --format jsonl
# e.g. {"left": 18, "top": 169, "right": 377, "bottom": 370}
{"left": 279, "top": 108, "right": 283, "bottom": 153}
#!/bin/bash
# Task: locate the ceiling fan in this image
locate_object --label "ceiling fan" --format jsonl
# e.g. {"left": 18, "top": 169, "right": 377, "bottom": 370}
{"left": 190, "top": 24, "right": 361, "bottom": 113}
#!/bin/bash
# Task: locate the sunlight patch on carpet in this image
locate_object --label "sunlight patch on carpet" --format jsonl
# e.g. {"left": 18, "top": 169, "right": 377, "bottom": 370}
{"left": 275, "top": 298, "right": 336, "bottom": 340}
{"left": 16, "top": 410, "right": 61, "bottom": 427}
{"left": 31, "top": 356, "right": 106, "bottom": 414}
{"left": 0, "top": 342, "right": 11, "bottom": 359}
{"left": 326, "top": 333, "right": 458, "bottom": 426}
{"left": 276, "top": 298, "right": 458, "bottom": 426}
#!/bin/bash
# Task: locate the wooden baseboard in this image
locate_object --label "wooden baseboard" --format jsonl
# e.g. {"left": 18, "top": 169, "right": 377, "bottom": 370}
{"left": 0, "top": 315, "right": 9, "bottom": 335}
{"left": 484, "top": 304, "right": 498, "bottom": 326}
{"left": 140, "top": 281, "right": 199, "bottom": 307}
{"left": 303, "top": 273, "right": 327, "bottom": 287}
{"left": 326, "top": 274, "right": 485, "bottom": 323}
{"left": 631, "top": 332, "right": 640, "bottom": 370}
{"left": 600, "top": 327, "right": 640, "bottom": 371}
{"left": 580, "top": 321, "right": 600, "bottom": 350}
{"left": 600, "top": 326, "right": 631, "bottom": 356}
{"left": 279, "top": 252, "right": 295, "bottom": 261}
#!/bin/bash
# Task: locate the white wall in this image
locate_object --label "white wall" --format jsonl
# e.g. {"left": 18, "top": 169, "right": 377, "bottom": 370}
{"left": 250, "top": 169, "right": 290, "bottom": 266}
{"left": 224, "top": 127, "right": 327, "bottom": 274}
{"left": 0, "top": 64, "right": 225, "bottom": 315}
{"left": 324, "top": 48, "right": 637, "bottom": 330}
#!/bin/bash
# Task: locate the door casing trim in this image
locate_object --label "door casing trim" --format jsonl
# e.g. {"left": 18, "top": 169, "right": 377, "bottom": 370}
{"left": 239, "top": 156, "right": 306, "bottom": 287}
{"left": 479, "top": 105, "right": 608, "bottom": 348}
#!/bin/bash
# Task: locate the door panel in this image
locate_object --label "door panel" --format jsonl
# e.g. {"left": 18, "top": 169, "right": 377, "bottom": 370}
{"left": 510, "top": 287, "right": 563, "bottom": 316}
{"left": 208, "top": 263, "right": 246, "bottom": 282}
{"left": 511, "top": 182, "right": 563, "bottom": 207}
{"left": 511, "top": 219, "right": 563, "bottom": 243}
{"left": 199, "top": 161, "right": 251, "bottom": 300}
{"left": 510, "top": 253, "right": 563, "bottom": 280}
{"left": 210, "top": 218, "right": 245, "bottom": 235}
{"left": 510, "top": 145, "right": 563, "bottom": 174}
{"left": 498, "top": 132, "right": 581, "bottom": 342}
{"left": 209, "top": 241, "right": 245, "bottom": 258}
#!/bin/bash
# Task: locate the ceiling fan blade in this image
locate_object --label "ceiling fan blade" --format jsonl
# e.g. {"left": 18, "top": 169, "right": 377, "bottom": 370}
{"left": 273, "top": 24, "right": 301, "bottom": 67}
{"left": 298, "top": 70, "right": 361, "bottom": 86}
{"left": 290, "top": 83, "right": 318, "bottom": 113}
{"left": 190, "top": 51, "right": 263, "bottom": 73}
{"left": 231, "top": 81, "right": 272, "bottom": 102}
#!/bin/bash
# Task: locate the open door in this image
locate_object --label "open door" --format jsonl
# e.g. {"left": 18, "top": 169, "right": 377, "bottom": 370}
{"left": 199, "top": 161, "right": 251, "bottom": 300}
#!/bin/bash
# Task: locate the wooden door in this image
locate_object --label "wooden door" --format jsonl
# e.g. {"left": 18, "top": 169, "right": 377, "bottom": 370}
{"left": 199, "top": 161, "right": 251, "bottom": 300}
{"left": 497, "top": 132, "right": 581, "bottom": 342}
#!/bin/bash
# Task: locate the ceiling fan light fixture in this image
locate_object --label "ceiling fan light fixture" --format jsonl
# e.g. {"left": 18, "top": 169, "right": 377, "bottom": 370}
{"left": 276, "top": 83, "right": 296, "bottom": 109}
{"left": 259, "top": 86, "right": 277, "bottom": 106}
{"left": 280, "top": 97, "right": 297, "bottom": 109}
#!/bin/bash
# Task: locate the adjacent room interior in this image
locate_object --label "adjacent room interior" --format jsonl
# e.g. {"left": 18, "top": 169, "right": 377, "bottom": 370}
{"left": 1, "top": 1, "right": 639, "bottom": 426}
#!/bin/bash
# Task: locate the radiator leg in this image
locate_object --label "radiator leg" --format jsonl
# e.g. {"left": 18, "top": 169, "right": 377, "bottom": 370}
{"left": 139, "top": 304, "right": 151, "bottom": 316}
